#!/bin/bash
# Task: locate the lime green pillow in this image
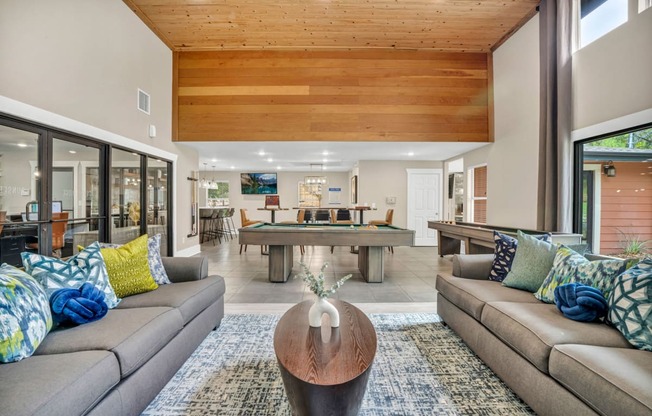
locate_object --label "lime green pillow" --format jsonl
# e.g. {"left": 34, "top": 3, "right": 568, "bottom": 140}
{"left": 101, "top": 235, "right": 158, "bottom": 298}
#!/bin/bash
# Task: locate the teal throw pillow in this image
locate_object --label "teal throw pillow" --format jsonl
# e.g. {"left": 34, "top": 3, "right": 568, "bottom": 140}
{"left": 22, "top": 241, "right": 120, "bottom": 309}
{"left": 608, "top": 258, "right": 652, "bottom": 351}
{"left": 502, "top": 231, "right": 558, "bottom": 292}
{"left": 535, "top": 245, "right": 628, "bottom": 303}
{"left": 0, "top": 264, "right": 53, "bottom": 362}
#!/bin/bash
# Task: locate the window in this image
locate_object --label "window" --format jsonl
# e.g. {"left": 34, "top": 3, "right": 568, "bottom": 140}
{"left": 574, "top": 125, "right": 652, "bottom": 255}
{"left": 298, "top": 182, "right": 321, "bottom": 208}
{"left": 206, "top": 182, "right": 229, "bottom": 207}
{"left": 580, "top": 0, "right": 628, "bottom": 48}
{"left": 467, "top": 165, "right": 487, "bottom": 224}
{"left": 640, "top": 0, "right": 652, "bottom": 13}
{"left": 0, "top": 114, "right": 173, "bottom": 257}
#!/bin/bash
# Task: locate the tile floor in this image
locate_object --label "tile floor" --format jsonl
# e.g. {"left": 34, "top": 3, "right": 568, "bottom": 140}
{"left": 197, "top": 238, "right": 453, "bottom": 313}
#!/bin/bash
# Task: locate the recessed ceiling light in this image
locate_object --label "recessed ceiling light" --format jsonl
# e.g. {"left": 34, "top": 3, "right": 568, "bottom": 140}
{"left": 277, "top": 166, "right": 282, "bottom": 170}
{"left": 616, "top": 189, "right": 621, "bottom": 193}
{"left": 408, "top": 152, "right": 415, "bottom": 157}
{"left": 322, "top": 151, "right": 329, "bottom": 156}
{"left": 267, "top": 158, "right": 273, "bottom": 163}
{"left": 132, "top": 152, "right": 138, "bottom": 156}
{"left": 258, "top": 151, "right": 266, "bottom": 156}
{"left": 17, "top": 143, "right": 27, "bottom": 148}
{"left": 211, "top": 158, "right": 217, "bottom": 162}
{"left": 69, "top": 150, "right": 77, "bottom": 154}
{"left": 230, "top": 166, "right": 235, "bottom": 170}
{"left": 323, "top": 158, "right": 328, "bottom": 163}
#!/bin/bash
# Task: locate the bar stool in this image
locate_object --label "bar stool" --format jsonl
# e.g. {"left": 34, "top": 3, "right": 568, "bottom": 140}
{"left": 200, "top": 209, "right": 215, "bottom": 244}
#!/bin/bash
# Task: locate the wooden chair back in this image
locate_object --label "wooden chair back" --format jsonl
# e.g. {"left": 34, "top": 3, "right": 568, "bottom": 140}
{"left": 52, "top": 212, "right": 69, "bottom": 250}
{"left": 385, "top": 209, "right": 394, "bottom": 224}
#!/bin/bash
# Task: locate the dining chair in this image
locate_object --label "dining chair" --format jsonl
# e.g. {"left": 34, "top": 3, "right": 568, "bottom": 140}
{"left": 369, "top": 209, "right": 394, "bottom": 253}
{"left": 279, "top": 209, "right": 306, "bottom": 255}
{"left": 239, "top": 209, "right": 265, "bottom": 254}
{"left": 330, "top": 209, "right": 354, "bottom": 253}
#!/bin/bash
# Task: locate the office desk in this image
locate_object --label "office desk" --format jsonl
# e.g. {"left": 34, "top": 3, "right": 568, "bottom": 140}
{"left": 239, "top": 223, "right": 414, "bottom": 283}
{"left": 0, "top": 224, "right": 38, "bottom": 267}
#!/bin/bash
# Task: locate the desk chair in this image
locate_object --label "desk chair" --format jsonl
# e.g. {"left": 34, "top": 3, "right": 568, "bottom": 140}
{"left": 27, "top": 212, "right": 69, "bottom": 257}
{"left": 239, "top": 209, "right": 265, "bottom": 254}
{"left": 369, "top": 209, "right": 394, "bottom": 253}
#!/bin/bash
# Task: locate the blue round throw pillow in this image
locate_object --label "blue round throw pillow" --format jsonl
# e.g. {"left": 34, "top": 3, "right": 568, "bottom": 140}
{"left": 554, "top": 283, "right": 608, "bottom": 322}
{"left": 50, "top": 282, "right": 108, "bottom": 326}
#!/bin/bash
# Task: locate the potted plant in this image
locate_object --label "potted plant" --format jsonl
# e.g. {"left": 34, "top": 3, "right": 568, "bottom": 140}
{"left": 296, "top": 262, "right": 351, "bottom": 328}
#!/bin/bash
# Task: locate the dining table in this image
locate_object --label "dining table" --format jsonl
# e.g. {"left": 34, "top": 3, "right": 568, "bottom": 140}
{"left": 257, "top": 207, "right": 289, "bottom": 223}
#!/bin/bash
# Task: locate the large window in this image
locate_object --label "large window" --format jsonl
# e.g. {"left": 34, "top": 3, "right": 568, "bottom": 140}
{"left": 0, "top": 114, "right": 173, "bottom": 258}
{"left": 575, "top": 125, "right": 652, "bottom": 256}
{"left": 206, "top": 182, "right": 229, "bottom": 207}
{"left": 580, "top": 0, "right": 628, "bottom": 48}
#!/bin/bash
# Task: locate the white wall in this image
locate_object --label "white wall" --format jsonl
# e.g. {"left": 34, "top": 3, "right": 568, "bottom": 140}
{"left": 206, "top": 171, "right": 351, "bottom": 227}
{"left": 573, "top": 4, "right": 652, "bottom": 130}
{"left": 445, "top": 15, "right": 541, "bottom": 229}
{"left": 0, "top": 0, "right": 200, "bottom": 255}
{"left": 358, "top": 160, "right": 444, "bottom": 228}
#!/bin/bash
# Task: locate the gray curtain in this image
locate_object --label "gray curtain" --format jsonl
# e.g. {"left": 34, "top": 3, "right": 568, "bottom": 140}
{"left": 538, "top": 0, "right": 576, "bottom": 232}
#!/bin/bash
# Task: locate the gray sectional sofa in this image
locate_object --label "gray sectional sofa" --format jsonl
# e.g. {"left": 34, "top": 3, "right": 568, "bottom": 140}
{"left": 0, "top": 257, "right": 225, "bottom": 416}
{"left": 436, "top": 254, "right": 652, "bottom": 416}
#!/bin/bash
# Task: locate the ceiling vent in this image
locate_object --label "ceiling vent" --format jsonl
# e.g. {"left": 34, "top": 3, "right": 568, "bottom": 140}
{"left": 138, "top": 89, "right": 150, "bottom": 115}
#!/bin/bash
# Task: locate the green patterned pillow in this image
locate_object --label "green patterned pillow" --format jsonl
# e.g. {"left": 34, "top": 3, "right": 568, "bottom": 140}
{"left": 502, "top": 231, "right": 558, "bottom": 292}
{"left": 101, "top": 234, "right": 158, "bottom": 298}
{"left": 22, "top": 241, "right": 120, "bottom": 309}
{"left": 535, "top": 246, "right": 628, "bottom": 303}
{"left": 608, "top": 258, "right": 652, "bottom": 351}
{"left": 0, "top": 264, "right": 53, "bottom": 362}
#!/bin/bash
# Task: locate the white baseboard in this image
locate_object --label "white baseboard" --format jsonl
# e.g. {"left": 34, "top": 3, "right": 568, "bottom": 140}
{"left": 175, "top": 244, "right": 201, "bottom": 257}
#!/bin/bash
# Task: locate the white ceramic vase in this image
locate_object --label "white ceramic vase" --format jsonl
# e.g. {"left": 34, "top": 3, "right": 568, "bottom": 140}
{"left": 309, "top": 297, "right": 340, "bottom": 328}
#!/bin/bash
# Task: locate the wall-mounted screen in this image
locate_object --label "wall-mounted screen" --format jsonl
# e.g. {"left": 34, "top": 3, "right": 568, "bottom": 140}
{"left": 241, "top": 173, "right": 278, "bottom": 194}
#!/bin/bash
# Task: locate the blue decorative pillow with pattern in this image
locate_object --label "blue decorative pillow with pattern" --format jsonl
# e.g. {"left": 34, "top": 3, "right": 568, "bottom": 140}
{"left": 489, "top": 231, "right": 552, "bottom": 282}
{"left": 100, "top": 234, "right": 170, "bottom": 285}
{"left": 22, "top": 241, "right": 120, "bottom": 309}
{"left": 608, "top": 258, "right": 652, "bottom": 351}
{"left": 534, "top": 245, "right": 628, "bottom": 304}
{"left": 0, "top": 264, "right": 53, "bottom": 362}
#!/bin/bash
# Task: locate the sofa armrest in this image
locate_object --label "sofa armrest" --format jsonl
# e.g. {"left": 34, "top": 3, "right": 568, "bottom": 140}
{"left": 161, "top": 257, "right": 208, "bottom": 283}
{"left": 452, "top": 254, "right": 494, "bottom": 280}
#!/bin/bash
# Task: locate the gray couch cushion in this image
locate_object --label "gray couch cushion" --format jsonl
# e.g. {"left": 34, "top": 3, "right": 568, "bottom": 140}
{"left": 481, "top": 301, "right": 631, "bottom": 373}
{"left": 550, "top": 345, "right": 652, "bottom": 416}
{"left": 117, "top": 276, "right": 225, "bottom": 324}
{"left": 35, "top": 307, "right": 183, "bottom": 377}
{"left": 436, "top": 274, "right": 539, "bottom": 320}
{"left": 0, "top": 351, "right": 119, "bottom": 416}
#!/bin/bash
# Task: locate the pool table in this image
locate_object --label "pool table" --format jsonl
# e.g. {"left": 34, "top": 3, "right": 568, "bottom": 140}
{"left": 239, "top": 223, "right": 415, "bottom": 283}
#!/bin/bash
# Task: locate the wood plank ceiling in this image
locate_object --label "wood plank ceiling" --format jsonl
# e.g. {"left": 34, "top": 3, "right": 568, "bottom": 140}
{"left": 124, "top": 0, "right": 540, "bottom": 53}
{"left": 125, "top": 1, "right": 540, "bottom": 143}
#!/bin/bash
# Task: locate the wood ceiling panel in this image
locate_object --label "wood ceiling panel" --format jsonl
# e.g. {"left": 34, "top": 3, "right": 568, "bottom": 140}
{"left": 125, "top": 0, "right": 540, "bottom": 52}
{"left": 175, "top": 50, "right": 491, "bottom": 142}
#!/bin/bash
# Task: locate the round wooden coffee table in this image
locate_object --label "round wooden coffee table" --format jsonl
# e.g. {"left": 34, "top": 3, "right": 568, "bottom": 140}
{"left": 274, "top": 299, "right": 377, "bottom": 416}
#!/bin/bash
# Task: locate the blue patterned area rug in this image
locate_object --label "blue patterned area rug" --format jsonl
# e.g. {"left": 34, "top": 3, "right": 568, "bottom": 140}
{"left": 143, "top": 314, "right": 534, "bottom": 415}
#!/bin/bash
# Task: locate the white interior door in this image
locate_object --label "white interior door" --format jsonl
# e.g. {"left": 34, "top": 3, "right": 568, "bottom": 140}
{"left": 407, "top": 169, "right": 442, "bottom": 246}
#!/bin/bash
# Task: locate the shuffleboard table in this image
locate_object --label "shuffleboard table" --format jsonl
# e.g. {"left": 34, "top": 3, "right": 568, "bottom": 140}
{"left": 238, "top": 223, "right": 415, "bottom": 283}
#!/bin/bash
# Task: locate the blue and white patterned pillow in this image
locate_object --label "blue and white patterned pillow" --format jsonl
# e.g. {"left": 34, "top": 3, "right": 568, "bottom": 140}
{"left": 608, "top": 258, "right": 652, "bottom": 351}
{"left": 22, "top": 242, "right": 120, "bottom": 308}
{"left": 100, "top": 234, "right": 170, "bottom": 285}
{"left": 0, "top": 264, "right": 53, "bottom": 362}
{"left": 489, "top": 231, "right": 552, "bottom": 282}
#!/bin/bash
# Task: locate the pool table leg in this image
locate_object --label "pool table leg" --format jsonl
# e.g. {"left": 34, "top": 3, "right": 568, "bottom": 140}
{"left": 358, "top": 246, "right": 384, "bottom": 283}
{"left": 269, "top": 245, "right": 293, "bottom": 282}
